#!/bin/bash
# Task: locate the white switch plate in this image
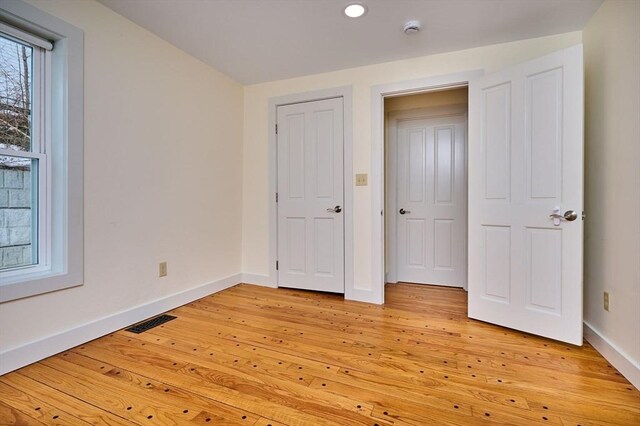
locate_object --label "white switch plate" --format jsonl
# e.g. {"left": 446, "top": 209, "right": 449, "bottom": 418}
{"left": 159, "top": 261, "right": 168, "bottom": 277}
{"left": 356, "top": 173, "right": 368, "bottom": 186}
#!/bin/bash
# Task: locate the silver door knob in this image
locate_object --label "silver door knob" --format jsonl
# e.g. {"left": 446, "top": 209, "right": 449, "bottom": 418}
{"left": 326, "top": 205, "right": 342, "bottom": 213}
{"left": 399, "top": 208, "right": 411, "bottom": 215}
{"left": 549, "top": 209, "right": 578, "bottom": 221}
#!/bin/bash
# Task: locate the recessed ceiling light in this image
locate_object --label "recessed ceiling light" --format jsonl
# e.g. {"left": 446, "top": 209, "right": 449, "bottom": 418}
{"left": 344, "top": 3, "right": 367, "bottom": 18}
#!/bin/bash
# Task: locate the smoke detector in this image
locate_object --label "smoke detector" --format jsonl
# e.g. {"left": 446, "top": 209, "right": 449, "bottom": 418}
{"left": 403, "top": 20, "right": 421, "bottom": 35}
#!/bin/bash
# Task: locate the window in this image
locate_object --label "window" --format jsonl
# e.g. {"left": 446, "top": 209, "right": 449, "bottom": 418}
{"left": 0, "top": 24, "right": 50, "bottom": 275}
{"left": 0, "top": 1, "right": 83, "bottom": 302}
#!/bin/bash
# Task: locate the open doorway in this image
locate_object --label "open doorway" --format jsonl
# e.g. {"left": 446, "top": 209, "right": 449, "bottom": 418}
{"left": 384, "top": 87, "right": 469, "bottom": 290}
{"left": 374, "top": 46, "right": 583, "bottom": 345}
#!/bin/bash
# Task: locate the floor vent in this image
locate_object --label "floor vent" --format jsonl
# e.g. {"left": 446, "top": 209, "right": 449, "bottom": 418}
{"left": 126, "top": 314, "right": 176, "bottom": 334}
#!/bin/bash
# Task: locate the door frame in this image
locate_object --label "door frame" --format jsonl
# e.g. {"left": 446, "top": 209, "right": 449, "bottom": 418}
{"left": 371, "top": 70, "right": 483, "bottom": 304}
{"left": 386, "top": 104, "right": 469, "bottom": 288}
{"left": 268, "top": 86, "right": 354, "bottom": 297}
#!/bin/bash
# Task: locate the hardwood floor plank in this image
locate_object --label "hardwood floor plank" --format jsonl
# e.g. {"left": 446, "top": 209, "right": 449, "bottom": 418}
{"left": 19, "top": 362, "right": 192, "bottom": 425}
{"left": 66, "top": 339, "right": 373, "bottom": 426}
{"left": 0, "top": 381, "right": 90, "bottom": 426}
{"left": 60, "top": 351, "right": 259, "bottom": 425}
{"left": 1, "top": 283, "right": 638, "bottom": 425}
{"left": 0, "top": 373, "right": 136, "bottom": 426}
{"left": 251, "top": 418, "right": 289, "bottom": 426}
{"left": 0, "top": 401, "right": 47, "bottom": 426}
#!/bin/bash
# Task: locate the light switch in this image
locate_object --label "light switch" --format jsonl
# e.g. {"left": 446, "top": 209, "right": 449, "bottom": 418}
{"left": 159, "top": 261, "right": 168, "bottom": 277}
{"left": 356, "top": 173, "right": 368, "bottom": 186}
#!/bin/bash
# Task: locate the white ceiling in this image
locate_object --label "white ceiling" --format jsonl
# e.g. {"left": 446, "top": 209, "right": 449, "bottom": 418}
{"left": 97, "top": 0, "right": 603, "bottom": 84}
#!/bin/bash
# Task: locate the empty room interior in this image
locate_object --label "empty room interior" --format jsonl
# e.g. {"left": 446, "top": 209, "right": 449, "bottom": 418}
{"left": 0, "top": 0, "right": 639, "bottom": 424}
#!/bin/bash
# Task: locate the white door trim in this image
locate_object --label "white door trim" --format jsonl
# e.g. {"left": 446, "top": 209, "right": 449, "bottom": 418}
{"left": 268, "top": 86, "right": 354, "bottom": 298}
{"left": 386, "top": 104, "right": 468, "bottom": 286}
{"left": 371, "top": 71, "right": 483, "bottom": 304}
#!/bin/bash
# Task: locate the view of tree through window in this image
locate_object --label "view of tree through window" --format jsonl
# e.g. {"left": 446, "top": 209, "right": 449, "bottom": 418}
{"left": 0, "top": 33, "right": 36, "bottom": 270}
{"left": 1, "top": 35, "right": 32, "bottom": 151}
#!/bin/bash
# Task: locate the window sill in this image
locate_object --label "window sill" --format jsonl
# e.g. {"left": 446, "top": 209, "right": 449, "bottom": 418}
{"left": 0, "top": 266, "right": 82, "bottom": 302}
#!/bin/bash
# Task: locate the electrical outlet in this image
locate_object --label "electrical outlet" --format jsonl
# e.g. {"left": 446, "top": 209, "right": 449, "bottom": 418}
{"left": 356, "top": 173, "right": 368, "bottom": 186}
{"left": 604, "top": 291, "right": 609, "bottom": 311}
{"left": 159, "top": 261, "right": 168, "bottom": 277}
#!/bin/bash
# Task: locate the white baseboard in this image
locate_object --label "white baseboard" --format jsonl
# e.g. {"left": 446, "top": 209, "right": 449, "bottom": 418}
{"left": 0, "top": 273, "right": 241, "bottom": 375}
{"left": 346, "top": 286, "right": 383, "bottom": 305}
{"left": 242, "top": 273, "right": 383, "bottom": 305}
{"left": 584, "top": 321, "right": 640, "bottom": 390}
{"left": 241, "top": 273, "right": 276, "bottom": 288}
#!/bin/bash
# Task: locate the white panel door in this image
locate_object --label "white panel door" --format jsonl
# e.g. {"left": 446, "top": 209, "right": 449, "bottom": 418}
{"left": 277, "top": 98, "right": 344, "bottom": 293}
{"left": 468, "top": 45, "right": 584, "bottom": 345}
{"left": 396, "top": 114, "right": 467, "bottom": 287}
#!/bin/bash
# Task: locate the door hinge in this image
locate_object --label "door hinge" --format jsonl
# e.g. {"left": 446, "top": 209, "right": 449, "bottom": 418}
{"left": 276, "top": 261, "right": 279, "bottom": 270}
{"left": 275, "top": 192, "right": 278, "bottom": 202}
{"left": 275, "top": 124, "right": 278, "bottom": 134}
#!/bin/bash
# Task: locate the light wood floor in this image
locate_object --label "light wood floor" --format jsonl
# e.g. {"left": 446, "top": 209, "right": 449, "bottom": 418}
{"left": 1, "top": 283, "right": 639, "bottom": 425}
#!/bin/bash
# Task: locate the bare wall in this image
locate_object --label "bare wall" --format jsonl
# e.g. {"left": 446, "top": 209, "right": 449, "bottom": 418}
{"left": 0, "top": 0, "right": 244, "bottom": 352}
{"left": 583, "top": 0, "right": 640, "bottom": 371}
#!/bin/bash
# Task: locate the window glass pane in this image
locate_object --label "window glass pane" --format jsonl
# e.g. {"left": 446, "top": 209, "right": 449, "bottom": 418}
{"left": 0, "top": 34, "right": 33, "bottom": 152}
{"left": 0, "top": 155, "right": 37, "bottom": 270}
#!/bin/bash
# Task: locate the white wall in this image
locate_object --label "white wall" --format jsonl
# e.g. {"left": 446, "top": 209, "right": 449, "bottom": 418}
{"left": 0, "top": 0, "right": 244, "bottom": 353}
{"left": 583, "top": 0, "right": 640, "bottom": 379}
{"left": 242, "top": 32, "right": 582, "bottom": 294}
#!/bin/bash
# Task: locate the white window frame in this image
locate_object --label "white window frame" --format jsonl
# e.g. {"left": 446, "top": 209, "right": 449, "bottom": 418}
{"left": 0, "top": 0, "right": 83, "bottom": 302}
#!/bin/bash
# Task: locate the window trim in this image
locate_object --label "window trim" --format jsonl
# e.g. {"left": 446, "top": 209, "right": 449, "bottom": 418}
{"left": 0, "top": 0, "right": 83, "bottom": 302}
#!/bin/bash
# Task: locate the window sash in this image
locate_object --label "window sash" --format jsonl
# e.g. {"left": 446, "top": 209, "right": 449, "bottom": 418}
{"left": 0, "top": 31, "right": 50, "bottom": 276}
{"left": 0, "top": 21, "right": 52, "bottom": 51}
